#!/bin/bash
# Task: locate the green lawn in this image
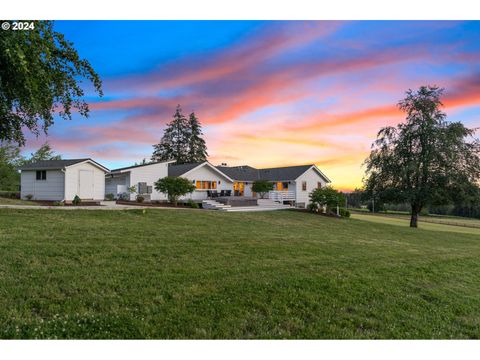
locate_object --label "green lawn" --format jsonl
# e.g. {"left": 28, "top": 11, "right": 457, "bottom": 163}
{"left": 0, "top": 197, "right": 41, "bottom": 206}
{"left": 1, "top": 208, "right": 479, "bottom": 339}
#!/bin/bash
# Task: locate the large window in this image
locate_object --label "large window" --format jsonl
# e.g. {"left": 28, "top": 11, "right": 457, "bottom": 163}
{"left": 36, "top": 170, "right": 46, "bottom": 181}
{"left": 195, "top": 180, "right": 217, "bottom": 190}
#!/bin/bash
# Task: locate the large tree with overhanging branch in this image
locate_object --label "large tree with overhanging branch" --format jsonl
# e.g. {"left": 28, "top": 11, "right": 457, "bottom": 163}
{"left": 363, "top": 86, "right": 480, "bottom": 228}
{"left": 0, "top": 21, "right": 102, "bottom": 145}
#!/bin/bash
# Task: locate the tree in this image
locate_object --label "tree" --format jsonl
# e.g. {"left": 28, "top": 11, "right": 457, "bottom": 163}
{"left": 0, "top": 21, "right": 102, "bottom": 146}
{"left": 24, "top": 142, "right": 62, "bottom": 164}
{"left": 154, "top": 176, "right": 196, "bottom": 206}
{"left": 152, "top": 105, "right": 190, "bottom": 164}
{"left": 364, "top": 86, "right": 480, "bottom": 227}
{"left": 0, "top": 142, "right": 24, "bottom": 191}
{"left": 251, "top": 180, "right": 274, "bottom": 199}
{"left": 186, "top": 112, "right": 208, "bottom": 163}
{"left": 309, "top": 186, "right": 345, "bottom": 212}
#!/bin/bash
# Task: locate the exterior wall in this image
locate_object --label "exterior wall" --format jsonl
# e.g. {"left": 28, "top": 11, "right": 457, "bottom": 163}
{"left": 64, "top": 162, "right": 106, "bottom": 201}
{"left": 178, "top": 165, "right": 234, "bottom": 201}
{"left": 105, "top": 174, "right": 129, "bottom": 197}
{"left": 20, "top": 170, "right": 65, "bottom": 201}
{"left": 294, "top": 167, "right": 329, "bottom": 208}
{"left": 128, "top": 162, "right": 169, "bottom": 201}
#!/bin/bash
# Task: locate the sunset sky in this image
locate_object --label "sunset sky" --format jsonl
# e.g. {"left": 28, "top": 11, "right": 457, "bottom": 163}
{"left": 25, "top": 20, "right": 480, "bottom": 191}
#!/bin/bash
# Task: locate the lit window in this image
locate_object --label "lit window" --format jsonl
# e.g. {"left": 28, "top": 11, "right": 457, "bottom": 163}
{"left": 195, "top": 181, "right": 217, "bottom": 190}
{"left": 36, "top": 170, "right": 47, "bottom": 181}
{"left": 317, "top": 182, "right": 322, "bottom": 189}
{"left": 302, "top": 181, "right": 307, "bottom": 191}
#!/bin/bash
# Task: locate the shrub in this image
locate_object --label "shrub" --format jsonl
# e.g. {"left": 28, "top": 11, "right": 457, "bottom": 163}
{"left": 136, "top": 195, "right": 145, "bottom": 203}
{"left": 0, "top": 191, "right": 20, "bottom": 199}
{"left": 338, "top": 207, "right": 351, "bottom": 218}
{"left": 72, "top": 195, "right": 81, "bottom": 206}
{"left": 52, "top": 201, "right": 64, "bottom": 206}
{"left": 307, "top": 203, "right": 318, "bottom": 213}
{"left": 118, "top": 192, "right": 129, "bottom": 201}
{"left": 154, "top": 177, "right": 195, "bottom": 206}
{"left": 187, "top": 199, "right": 199, "bottom": 208}
{"left": 105, "top": 193, "right": 115, "bottom": 201}
{"left": 309, "top": 186, "right": 345, "bottom": 210}
{"left": 25, "top": 194, "right": 33, "bottom": 200}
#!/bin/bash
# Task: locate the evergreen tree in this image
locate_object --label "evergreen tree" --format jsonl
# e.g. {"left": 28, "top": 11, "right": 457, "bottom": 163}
{"left": 186, "top": 111, "right": 208, "bottom": 163}
{"left": 152, "top": 105, "right": 190, "bottom": 164}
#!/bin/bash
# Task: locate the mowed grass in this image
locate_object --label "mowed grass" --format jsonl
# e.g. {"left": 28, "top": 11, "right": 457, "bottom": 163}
{"left": 0, "top": 197, "right": 41, "bottom": 206}
{"left": 0, "top": 209, "right": 479, "bottom": 339}
{"left": 351, "top": 213, "right": 480, "bottom": 235}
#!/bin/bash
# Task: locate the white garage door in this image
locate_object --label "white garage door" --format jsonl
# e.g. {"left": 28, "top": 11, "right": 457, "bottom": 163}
{"left": 79, "top": 170, "right": 94, "bottom": 199}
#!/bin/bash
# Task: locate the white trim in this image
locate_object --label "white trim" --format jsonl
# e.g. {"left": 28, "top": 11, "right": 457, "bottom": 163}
{"left": 181, "top": 162, "right": 235, "bottom": 182}
{"left": 65, "top": 159, "right": 109, "bottom": 173}
{"left": 294, "top": 165, "right": 331, "bottom": 183}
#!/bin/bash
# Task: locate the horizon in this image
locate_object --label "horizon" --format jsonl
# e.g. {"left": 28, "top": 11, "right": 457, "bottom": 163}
{"left": 22, "top": 20, "right": 480, "bottom": 191}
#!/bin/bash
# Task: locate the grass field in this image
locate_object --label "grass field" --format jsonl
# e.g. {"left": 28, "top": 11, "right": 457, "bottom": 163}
{"left": 0, "top": 197, "right": 41, "bottom": 206}
{"left": 1, "top": 208, "right": 480, "bottom": 339}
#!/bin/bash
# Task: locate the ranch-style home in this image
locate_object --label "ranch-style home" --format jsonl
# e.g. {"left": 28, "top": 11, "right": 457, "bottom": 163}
{"left": 18, "top": 159, "right": 109, "bottom": 202}
{"left": 18, "top": 158, "right": 330, "bottom": 208}
{"left": 106, "top": 160, "right": 331, "bottom": 208}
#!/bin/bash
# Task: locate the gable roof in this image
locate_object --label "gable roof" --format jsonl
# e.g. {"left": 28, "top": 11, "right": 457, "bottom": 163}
{"left": 18, "top": 158, "right": 109, "bottom": 172}
{"left": 215, "top": 164, "right": 330, "bottom": 182}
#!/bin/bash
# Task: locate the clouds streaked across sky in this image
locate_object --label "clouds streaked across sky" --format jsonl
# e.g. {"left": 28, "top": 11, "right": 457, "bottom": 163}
{"left": 26, "top": 20, "right": 480, "bottom": 190}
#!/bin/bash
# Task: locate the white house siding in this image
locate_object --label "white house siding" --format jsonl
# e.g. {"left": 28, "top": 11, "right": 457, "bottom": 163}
{"left": 128, "top": 162, "right": 169, "bottom": 201}
{"left": 294, "top": 167, "right": 329, "bottom": 208}
{"left": 20, "top": 170, "right": 65, "bottom": 201}
{"left": 64, "top": 162, "right": 106, "bottom": 201}
{"left": 178, "top": 165, "right": 234, "bottom": 201}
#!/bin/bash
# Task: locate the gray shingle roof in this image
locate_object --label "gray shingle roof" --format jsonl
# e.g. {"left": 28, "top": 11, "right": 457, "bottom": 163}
{"left": 18, "top": 159, "right": 90, "bottom": 170}
{"left": 110, "top": 161, "right": 169, "bottom": 173}
{"left": 216, "top": 164, "right": 316, "bottom": 181}
{"left": 216, "top": 166, "right": 261, "bottom": 181}
{"left": 258, "top": 165, "right": 314, "bottom": 181}
{"left": 168, "top": 162, "right": 204, "bottom": 177}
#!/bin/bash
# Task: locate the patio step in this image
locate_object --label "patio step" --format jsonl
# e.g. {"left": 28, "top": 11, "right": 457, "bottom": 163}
{"left": 202, "top": 200, "right": 232, "bottom": 210}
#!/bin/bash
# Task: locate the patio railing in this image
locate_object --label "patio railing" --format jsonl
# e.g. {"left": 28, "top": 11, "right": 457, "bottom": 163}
{"left": 268, "top": 190, "right": 295, "bottom": 203}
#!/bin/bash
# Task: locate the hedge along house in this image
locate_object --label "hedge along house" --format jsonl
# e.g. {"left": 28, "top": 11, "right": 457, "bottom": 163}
{"left": 18, "top": 159, "right": 109, "bottom": 203}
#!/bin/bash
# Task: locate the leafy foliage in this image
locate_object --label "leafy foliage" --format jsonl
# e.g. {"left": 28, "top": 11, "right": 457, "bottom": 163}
{"left": 251, "top": 180, "right": 274, "bottom": 199}
{"left": 154, "top": 176, "right": 195, "bottom": 206}
{"left": 23, "top": 142, "right": 62, "bottom": 164}
{"left": 105, "top": 193, "right": 115, "bottom": 201}
{"left": 0, "top": 142, "right": 23, "bottom": 191}
{"left": 309, "top": 186, "right": 345, "bottom": 212}
{"left": 0, "top": 21, "right": 102, "bottom": 145}
{"left": 364, "top": 86, "right": 480, "bottom": 227}
{"left": 72, "top": 195, "right": 81, "bottom": 206}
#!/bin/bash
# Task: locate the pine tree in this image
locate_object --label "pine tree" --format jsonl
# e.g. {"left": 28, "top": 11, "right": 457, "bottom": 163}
{"left": 186, "top": 111, "right": 208, "bottom": 163}
{"left": 152, "top": 105, "right": 189, "bottom": 164}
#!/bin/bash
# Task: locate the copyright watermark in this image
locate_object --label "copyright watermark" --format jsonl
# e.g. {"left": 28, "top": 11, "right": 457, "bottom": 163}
{"left": 1, "top": 22, "right": 10, "bottom": 30}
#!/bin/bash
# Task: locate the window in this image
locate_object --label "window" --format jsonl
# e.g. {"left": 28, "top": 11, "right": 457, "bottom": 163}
{"left": 317, "top": 182, "right": 322, "bottom": 189}
{"left": 36, "top": 170, "right": 46, "bottom": 181}
{"left": 302, "top": 181, "right": 307, "bottom": 191}
{"left": 195, "top": 180, "right": 217, "bottom": 190}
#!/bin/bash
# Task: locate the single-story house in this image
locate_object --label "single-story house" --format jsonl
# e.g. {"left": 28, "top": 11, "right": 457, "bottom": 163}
{"left": 18, "top": 159, "right": 109, "bottom": 202}
{"left": 106, "top": 160, "right": 330, "bottom": 207}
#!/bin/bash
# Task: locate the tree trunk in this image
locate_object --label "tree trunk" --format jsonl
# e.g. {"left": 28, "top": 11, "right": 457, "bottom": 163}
{"left": 410, "top": 204, "right": 421, "bottom": 228}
